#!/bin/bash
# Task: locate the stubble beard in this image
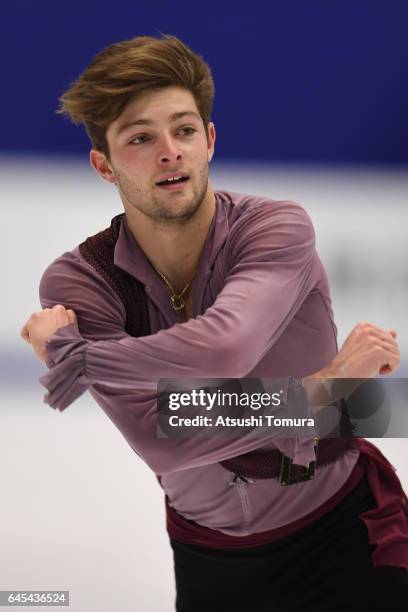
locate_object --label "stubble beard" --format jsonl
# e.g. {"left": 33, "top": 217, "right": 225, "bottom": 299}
{"left": 115, "top": 161, "right": 210, "bottom": 227}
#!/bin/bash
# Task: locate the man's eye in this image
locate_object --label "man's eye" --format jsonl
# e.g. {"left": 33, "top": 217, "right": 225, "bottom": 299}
{"left": 179, "top": 126, "right": 197, "bottom": 136}
{"left": 129, "top": 134, "right": 151, "bottom": 145}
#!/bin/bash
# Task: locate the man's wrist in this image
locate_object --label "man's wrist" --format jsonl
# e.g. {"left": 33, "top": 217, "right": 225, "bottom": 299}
{"left": 302, "top": 372, "right": 332, "bottom": 415}
{"left": 303, "top": 365, "right": 368, "bottom": 406}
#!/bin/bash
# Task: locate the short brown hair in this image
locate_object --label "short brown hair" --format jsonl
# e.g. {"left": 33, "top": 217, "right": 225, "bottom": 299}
{"left": 58, "top": 35, "right": 215, "bottom": 157}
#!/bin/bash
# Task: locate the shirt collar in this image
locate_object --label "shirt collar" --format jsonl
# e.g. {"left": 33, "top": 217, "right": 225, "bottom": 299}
{"left": 113, "top": 191, "right": 229, "bottom": 286}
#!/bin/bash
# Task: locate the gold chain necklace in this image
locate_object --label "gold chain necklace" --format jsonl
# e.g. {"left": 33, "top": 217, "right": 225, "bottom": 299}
{"left": 154, "top": 268, "right": 192, "bottom": 311}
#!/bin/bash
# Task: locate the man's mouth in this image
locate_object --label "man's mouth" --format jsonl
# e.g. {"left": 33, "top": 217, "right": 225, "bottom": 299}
{"left": 156, "top": 175, "right": 190, "bottom": 187}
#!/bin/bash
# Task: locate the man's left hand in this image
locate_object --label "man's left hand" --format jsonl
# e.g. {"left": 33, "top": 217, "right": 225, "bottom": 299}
{"left": 20, "top": 304, "right": 78, "bottom": 363}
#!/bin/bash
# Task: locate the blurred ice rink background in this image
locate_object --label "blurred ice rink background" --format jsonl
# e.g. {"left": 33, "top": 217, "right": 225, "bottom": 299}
{"left": 1, "top": 157, "right": 407, "bottom": 611}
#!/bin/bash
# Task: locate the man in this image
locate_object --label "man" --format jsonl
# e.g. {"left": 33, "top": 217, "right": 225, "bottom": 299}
{"left": 21, "top": 35, "right": 408, "bottom": 610}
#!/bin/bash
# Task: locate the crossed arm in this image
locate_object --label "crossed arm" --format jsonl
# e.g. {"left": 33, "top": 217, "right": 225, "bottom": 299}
{"left": 21, "top": 203, "right": 399, "bottom": 391}
{"left": 19, "top": 204, "right": 400, "bottom": 473}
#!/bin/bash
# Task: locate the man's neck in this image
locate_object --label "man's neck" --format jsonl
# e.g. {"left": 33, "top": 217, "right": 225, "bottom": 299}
{"left": 125, "top": 188, "right": 216, "bottom": 293}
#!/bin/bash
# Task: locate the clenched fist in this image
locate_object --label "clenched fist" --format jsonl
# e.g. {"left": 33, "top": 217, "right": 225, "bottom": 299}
{"left": 20, "top": 304, "right": 78, "bottom": 363}
{"left": 324, "top": 321, "right": 400, "bottom": 379}
{"left": 304, "top": 321, "right": 400, "bottom": 410}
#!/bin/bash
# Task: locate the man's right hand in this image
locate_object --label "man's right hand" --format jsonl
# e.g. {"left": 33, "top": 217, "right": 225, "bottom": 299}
{"left": 20, "top": 304, "right": 78, "bottom": 364}
{"left": 323, "top": 321, "right": 400, "bottom": 379}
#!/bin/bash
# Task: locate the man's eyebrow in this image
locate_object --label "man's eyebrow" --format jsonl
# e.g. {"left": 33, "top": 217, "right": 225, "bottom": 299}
{"left": 170, "top": 111, "right": 201, "bottom": 122}
{"left": 116, "top": 111, "right": 201, "bottom": 136}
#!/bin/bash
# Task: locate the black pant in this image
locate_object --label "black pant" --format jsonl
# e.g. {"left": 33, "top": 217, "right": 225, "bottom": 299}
{"left": 170, "top": 475, "right": 408, "bottom": 611}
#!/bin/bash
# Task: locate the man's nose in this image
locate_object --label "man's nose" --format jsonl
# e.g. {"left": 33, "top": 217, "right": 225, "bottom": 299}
{"left": 157, "top": 135, "right": 182, "bottom": 165}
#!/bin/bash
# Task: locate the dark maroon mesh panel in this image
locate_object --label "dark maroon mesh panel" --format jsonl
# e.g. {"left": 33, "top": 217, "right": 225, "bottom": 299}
{"left": 79, "top": 213, "right": 150, "bottom": 338}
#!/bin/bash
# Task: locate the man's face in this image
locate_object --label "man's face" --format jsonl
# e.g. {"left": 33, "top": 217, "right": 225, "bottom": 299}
{"left": 101, "top": 86, "right": 215, "bottom": 225}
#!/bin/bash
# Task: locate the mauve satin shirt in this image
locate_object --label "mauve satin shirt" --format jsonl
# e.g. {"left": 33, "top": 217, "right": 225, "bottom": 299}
{"left": 39, "top": 190, "right": 361, "bottom": 535}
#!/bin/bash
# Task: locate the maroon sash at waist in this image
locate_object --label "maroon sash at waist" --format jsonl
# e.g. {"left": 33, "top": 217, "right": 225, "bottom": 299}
{"left": 165, "top": 452, "right": 365, "bottom": 549}
{"left": 166, "top": 439, "right": 408, "bottom": 571}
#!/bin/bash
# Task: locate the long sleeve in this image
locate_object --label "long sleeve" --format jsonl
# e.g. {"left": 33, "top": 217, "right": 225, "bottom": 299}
{"left": 40, "top": 338, "right": 315, "bottom": 474}
{"left": 40, "top": 201, "right": 319, "bottom": 388}
{"left": 38, "top": 200, "right": 321, "bottom": 473}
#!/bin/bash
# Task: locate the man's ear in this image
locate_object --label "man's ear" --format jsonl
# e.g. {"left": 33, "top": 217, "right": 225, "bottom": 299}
{"left": 90, "top": 149, "right": 117, "bottom": 184}
{"left": 207, "top": 122, "right": 216, "bottom": 162}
